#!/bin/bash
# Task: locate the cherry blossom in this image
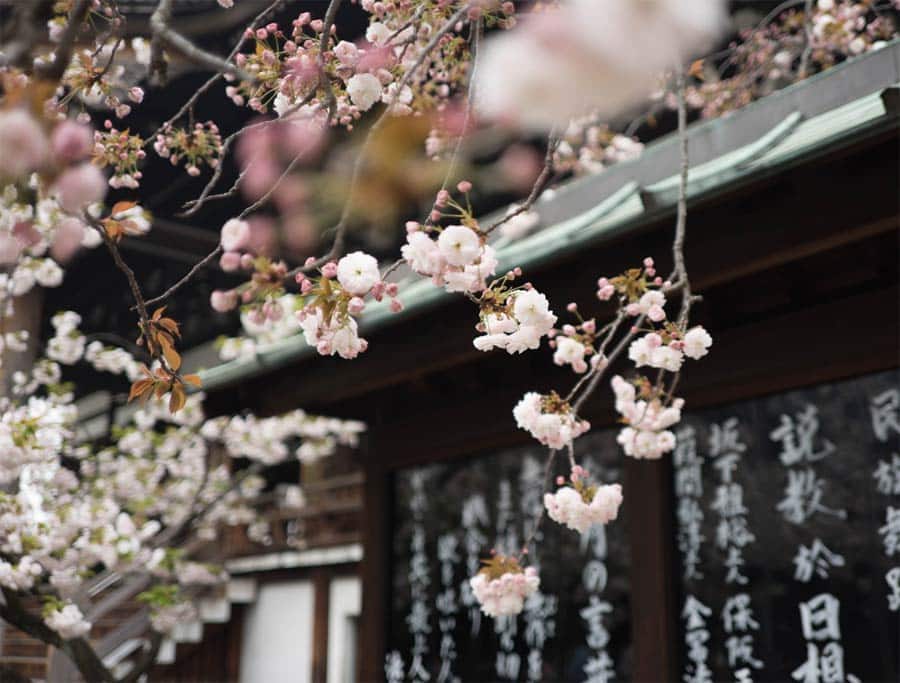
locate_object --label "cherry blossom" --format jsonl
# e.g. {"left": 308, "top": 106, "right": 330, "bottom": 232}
{"left": 544, "top": 467, "right": 624, "bottom": 534}
{"left": 469, "top": 556, "right": 540, "bottom": 618}
{"left": 514, "top": 391, "right": 590, "bottom": 450}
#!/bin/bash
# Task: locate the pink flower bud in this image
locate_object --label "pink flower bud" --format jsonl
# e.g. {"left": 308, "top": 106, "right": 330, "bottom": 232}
{"left": 295, "top": 272, "right": 306, "bottom": 284}
{"left": 371, "top": 280, "right": 386, "bottom": 301}
{"left": 429, "top": 209, "right": 441, "bottom": 223}
{"left": 556, "top": 476, "right": 565, "bottom": 486}
{"left": 219, "top": 251, "right": 241, "bottom": 271}
{"left": 321, "top": 261, "right": 337, "bottom": 278}
{"left": 348, "top": 296, "right": 366, "bottom": 314}
{"left": 566, "top": 302, "right": 577, "bottom": 313}
{"left": 210, "top": 290, "right": 237, "bottom": 312}
{"left": 389, "top": 298, "right": 403, "bottom": 313}
{"left": 582, "top": 319, "right": 596, "bottom": 334}
{"left": 405, "top": 221, "right": 420, "bottom": 233}
{"left": 625, "top": 303, "right": 640, "bottom": 316}
{"left": 435, "top": 189, "right": 450, "bottom": 207}
{"left": 240, "top": 253, "right": 255, "bottom": 269}
{"left": 643, "top": 257, "right": 654, "bottom": 268}
{"left": 385, "top": 282, "right": 399, "bottom": 297}
{"left": 562, "top": 324, "right": 576, "bottom": 336}
{"left": 301, "top": 279, "right": 313, "bottom": 294}
{"left": 456, "top": 180, "right": 472, "bottom": 193}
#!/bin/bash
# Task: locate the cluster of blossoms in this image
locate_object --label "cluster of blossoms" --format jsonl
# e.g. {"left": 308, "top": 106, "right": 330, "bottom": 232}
{"left": 472, "top": 281, "right": 557, "bottom": 354}
{"left": 210, "top": 217, "right": 290, "bottom": 315}
{"left": 46, "top": 310, "right": 87, "bottom": 365}
{"left": 54, "top": 40, "right": 143, "bottom": 120}
{"left": 544, "top": 466, "right": 624, "bottom": 535}
{"left": 203, "top": 409, "right": 365, "bottom": 465}
{"left": 513, "top": 391, "right": 590, "bottom": 450}
{"left": 296, "top": 250, "right": 400, "bottom": 359}
{"left": 43, "top": 603, "right": 92, "bottom": 640}
{"left": 683, "top": 0, "right": 897, "bottom": 119}
{"left": 93, "top": 121, "right": 146, "bottom": 189}
{"left": 0, "top": 109, "right": 106, "bottom": 284}
{"left": 554, "top": 117, "right": 644, "bottom": 176}
{"left": 469, "top": 554, "right": 540, "bottom": 618}
{"left": 611, "top": 375, "right": 684, "bottom": 459}
{"left": 401, "top": 185, "right": 498, "bottom": 294}
{"left": 230, "top": 3, "right": 513, "bottom": 128}
{"left": 153, "top": 121, "right": 223, "bottom": 177}
{"left": 549, "top": 303, "right": 610, "bottom": 374}
{"left": 628, "top": 324, "right": 713, "bottom": 374}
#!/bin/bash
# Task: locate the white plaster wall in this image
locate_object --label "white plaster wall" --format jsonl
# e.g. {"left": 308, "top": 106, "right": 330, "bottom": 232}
{"left": 240, "top": 581, "right": 314, "bottom": 683}
{"left": 326, "top": 576, "right": 361, "bottom": 683}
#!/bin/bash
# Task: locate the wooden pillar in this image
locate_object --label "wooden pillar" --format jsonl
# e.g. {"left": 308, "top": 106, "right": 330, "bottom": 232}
{"left": 625, "top": 456, "right": 679, "bottom": 682}
{"left": 312, "top": 570, "right": 330, "bottom": 683}
{"left": 358, "top": 461, "right": 389, "bottom": 682}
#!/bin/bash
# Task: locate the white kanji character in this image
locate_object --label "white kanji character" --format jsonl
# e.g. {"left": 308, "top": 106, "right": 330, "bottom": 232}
{"left": 725, "top": 634, "right": 762, "bottom": 670}
{"left": 880, "top": 506, "right": 900, "bottom": 556}
{"left": 871, "top": 389, "right": 900, "bottom": 442}
{"left": 799, "top": 594, "right": 841, "bottom": 642}
{"left": 793, "top": 539, "right": 846, "bottom": 583}
{"left": 710, "top": 417, "right": 747, "bottom": 458}
{"left": 722, "top": 593, "right": 759, "bottom": 633}
{"left": 778, "top": 468, "right": 846, "bottom": 525}
{"left": 885, "top": 567, "right": 900, "bottom": 611}
{"left": 873, "top": 454, "right": 900, "bottom": 495}
{"left": 770, "top": 405, "right": 835, "bottom": 466}
{"left": 385, "top": 650, "right": 405, "bottom": 683}
{"left": 682, "top": 595, "right": 712, "bottom": 630}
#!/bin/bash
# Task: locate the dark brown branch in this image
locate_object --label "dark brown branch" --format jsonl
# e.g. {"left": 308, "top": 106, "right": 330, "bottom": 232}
{"left": 141, "top": 246, "right": 223, "bottom": 309}
{"left": 149, "top": 0, "right": 254, "bottom": 83}
{"left": 35, "top": 0, "right": 91, "bottom": 81}
{"left": 485, "top": 132, "right": 559, "bottom": 235}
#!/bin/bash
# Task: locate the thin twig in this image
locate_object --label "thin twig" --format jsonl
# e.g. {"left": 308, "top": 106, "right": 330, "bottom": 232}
{"left": 484, "top": 132, "right": 560, "bottom": 235}
{"left": 142, "top": 246, "right": 223, "bottom": 309}
{"left": 146, "top": 0, "right": 285, "bottom": 144}
{"left": 149, "top": 0, "right": 254, "bottom": 83}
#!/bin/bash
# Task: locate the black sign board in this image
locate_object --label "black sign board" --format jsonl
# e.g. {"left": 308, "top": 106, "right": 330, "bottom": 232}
{"left": 674, "top": 369, "right": 900, "bottom": 683}
{"left": 388, "top": 435, "right": 632, "bottom": 682}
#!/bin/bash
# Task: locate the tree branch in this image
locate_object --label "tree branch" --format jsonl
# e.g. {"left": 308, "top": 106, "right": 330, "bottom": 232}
{"left": 35, "top": 0, "right": 91, "bottom": 82}
{"left": 149, "top": 0, "right": 254, "bottom": 83}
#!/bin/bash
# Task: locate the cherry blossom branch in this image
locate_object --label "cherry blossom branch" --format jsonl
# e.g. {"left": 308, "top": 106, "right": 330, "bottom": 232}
{"left": 141, "top": 246, "right": 224, "bottom": 309}
{"left": 149, "top": 0, "right": 254, "bottom": 84}
{"left": 799, "top": 0, "right": 816, "bottom": 78}
{"left": 484, "top": 132, "right": 560, "bottom": 235}
{"left": 179, "top": 90, "right": 319, "bottom": 217}
{"left": 285, "top": 3, "right": 473, "bottom": 279}
{"left": 146, "top": 0, "right": 286, "bottom": 143}
{"left": 35, "top": 0, "right": 91, "bottom": 82}
{"left": 0, "top": 588, "right": 115, "bottom": 683}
